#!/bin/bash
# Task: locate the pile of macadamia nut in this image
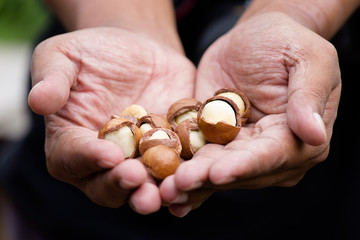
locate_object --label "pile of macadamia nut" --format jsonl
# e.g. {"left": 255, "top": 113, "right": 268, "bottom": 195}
{"left": 98, "top": 88, "right": 251, "bottom": 180}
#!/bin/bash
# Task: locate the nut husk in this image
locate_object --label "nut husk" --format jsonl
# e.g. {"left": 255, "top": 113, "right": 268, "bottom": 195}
{"left": 167, "top": 98, "right": 202, "bottom": 129}
{"left": 141, "top": 145, "right": 181, "bottom": 179}
{"left": 139, "top": 128, "right": 182, "bottom": 155}
{"left": 112, "top": 114, "right": 138, "bottom": 124}
{"left": 137, "top": 113, "right": 171, "bottom": 130}
{"left": 175, "top": 118, "right": 206, "bottom": 159}
{"left": 215, "top": 88, "right": 251, "bottom": 125}
{"left": 197, "top": 95, "right": 242, "bottom": 145}
{"left": 98, "top": 117, "right": 141, "bottom": 158}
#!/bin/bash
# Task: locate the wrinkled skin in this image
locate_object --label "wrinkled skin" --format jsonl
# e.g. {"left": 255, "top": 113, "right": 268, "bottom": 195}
{"left": 28, "top": 27, "right": 196, "bottom": 214}
{"left": 29, "top": 12, "right": 341, "bottom": 218}
{"left": 160, "top": 13, "right": 341, "bottom": 217}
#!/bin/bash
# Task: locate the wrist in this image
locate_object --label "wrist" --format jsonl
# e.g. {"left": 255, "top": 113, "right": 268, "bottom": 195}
{"left": 45, "top": 0, "right": 184, "bottom": 53}
{"left": 239, "top": 0, "right": 360, "bottom": 39}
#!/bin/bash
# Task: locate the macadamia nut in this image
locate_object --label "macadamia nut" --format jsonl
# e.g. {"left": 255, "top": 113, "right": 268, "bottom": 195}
{"left": 121, "top": 104, "right": 147, "bottom": 119}
{"left": 148, "top": 130, "right": 170, "bottom": 140}
{"left": 139, "top": 123, "right": 153, "bottom": 136}
{"left": 137, "top": 113, "right": 172, "bottom": 137}
{"left": 215, "top": 88, "right": 251, "bottom": 124}
{"left": 167, "top": 98, "right": 202, "bottom": 129}
{"left": 217, "top": 92, "right": 245, "bottom": 114}
{"left": 98, "top": 117, "right": 140, "bottom": 158}
{"left": 139, "top": 128, "right": 182, "bottom": 155}
{"left": 141, "top": 145, "right": 181, "bottom": 179}
{"left": 189, "top": 130, "right": 206, "bottom": 152}
{"left": 201, "top": 100, "right": 236, "bottom": 126}
{"left": 174, "top": 110, "right": 198, "bottom": 125}
{"left": 104, "top": 126, "right": 135, "bottom": 158}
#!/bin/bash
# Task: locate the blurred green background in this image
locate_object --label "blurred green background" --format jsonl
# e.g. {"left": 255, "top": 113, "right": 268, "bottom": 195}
{"left": 0, "top": 0, "right": 50, "bottom": 42}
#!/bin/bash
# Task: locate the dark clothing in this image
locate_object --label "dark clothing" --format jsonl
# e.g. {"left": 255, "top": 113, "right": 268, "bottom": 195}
{"left": 1, "top": 1, "right": 359, "bottom": 239}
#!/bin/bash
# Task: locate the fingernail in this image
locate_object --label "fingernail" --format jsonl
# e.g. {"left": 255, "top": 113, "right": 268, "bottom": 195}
{"left": 171, "top": 192, "right": 188, "bottom": 204}
{"left": 182, "top": 181, "right": 202, "bottom": 191}
{"left": 313, "top": 112, "right": 327, "bottom": 141}
{"left": 97, "top": 160, "right": 116, "bottom": 169}
{"left": 28, "top": 81, "right": 43, "bottom": 102}
{"left": 119, "top": 179, "right": 139, "bottom": 189}
{"left": 31, "top": 80, "right": 43, "bottom": 90}
{"left": 170, "top": 204, "right": 192, "bottom": 218}
{"left": 178, "top": 205, "right": 192, "bottom": 218}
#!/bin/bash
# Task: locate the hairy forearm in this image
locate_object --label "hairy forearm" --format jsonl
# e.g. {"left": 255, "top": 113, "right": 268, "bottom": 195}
{"left": 44, "top": 0, "right": 183, "bottom": 52}
{"left": 240, "top": 0, "right": 360, "bottom": 39}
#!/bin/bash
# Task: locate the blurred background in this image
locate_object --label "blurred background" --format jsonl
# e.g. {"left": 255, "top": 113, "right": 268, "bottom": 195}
{"left": 0, "top": 0, "right": 50, "bottom": 239}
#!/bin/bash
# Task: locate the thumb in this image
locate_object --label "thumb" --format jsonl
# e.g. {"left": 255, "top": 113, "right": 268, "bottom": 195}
{"left": 28, "top": 37, "right": 77, "bottom": 115}
{"left": 287, "top": 44, "right": 340, "bottom": 146}
{"left": 287, "top": 90, "right": 327, "bottom": 146}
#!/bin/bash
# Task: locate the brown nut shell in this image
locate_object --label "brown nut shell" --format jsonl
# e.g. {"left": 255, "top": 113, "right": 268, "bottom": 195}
{"left": 113, "top": 114, "right": 138, "bottom": 124}
{"left": 215, "top": 88, "right": 251, "bottom": 125}
{"left": 98, "top": 117, "right": 141, "bottom": 158}
{"left": 197, "top": 96, "right": 241, "bottom": 145}
{"left": 141, "top": 145, "right": 181, "bottom": 179}
{"left": 139, "top": 128, "right": 182, "bottom": 155}
{"left": 175, "top": 118, "right": 205, "bottom": 159}
{"left": 137, "top": 113, "right": 171, "bottom": 130}
{"left": 167, "top": 98, "right": 202, "bottom": 129}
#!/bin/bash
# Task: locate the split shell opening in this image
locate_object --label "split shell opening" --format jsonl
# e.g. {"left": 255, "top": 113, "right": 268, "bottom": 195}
{"left": 197, "top": 95, "right": 242, "bottom": 145}
{"left": 98, "top": 117, "right": 141, "bottom": 158}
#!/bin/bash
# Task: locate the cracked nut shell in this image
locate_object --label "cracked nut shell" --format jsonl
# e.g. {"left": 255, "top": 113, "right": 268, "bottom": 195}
{"left": 139, "top": 127, "right": 182, "bottom": 155}
{"left": 215, "top": 88, "right": 251, "bottom": 125}
{"left": 167, "top": 98, "right": 202, "bottom": 130}
{"left": 197, "top": 95, "right": 242, "bottom": 145}
{"left": 98, "top": 117, "right": 141, "bottom": 158}
{"left": 137, "top": 113, "right": 171, "bottom": 135}
{"left": 175, "top": 118, "right": 206, "bottom": 159}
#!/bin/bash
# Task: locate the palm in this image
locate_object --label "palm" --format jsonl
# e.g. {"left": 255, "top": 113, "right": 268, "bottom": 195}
{"left": 31, "top": 27, "right": 196, "bottom": 211}
{"left": 162, "top": 14, "right": 341, "bottom": 214}
{"left": 192, "top": 15, "right": 340, "bottom": 187}
{"left": 47, "top": 28, "right": 194, "bottom": 130}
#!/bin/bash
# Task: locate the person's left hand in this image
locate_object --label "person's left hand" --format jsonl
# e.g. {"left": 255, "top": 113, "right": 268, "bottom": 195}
{"left": 160, "top": 13, "right": 341, "bottom": 217}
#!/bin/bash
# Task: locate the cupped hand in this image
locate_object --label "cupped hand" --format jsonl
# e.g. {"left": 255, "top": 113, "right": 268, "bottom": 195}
{"left": 28, "top": 27, "right": 196, "bottom": 214}
{"left": 160, "top": 12, "right": 341, "bottom": 217}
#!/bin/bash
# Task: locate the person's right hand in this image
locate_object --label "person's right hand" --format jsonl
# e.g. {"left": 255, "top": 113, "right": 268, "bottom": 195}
{"left": 28, "top": 27, "right": 196, "bottom": 214}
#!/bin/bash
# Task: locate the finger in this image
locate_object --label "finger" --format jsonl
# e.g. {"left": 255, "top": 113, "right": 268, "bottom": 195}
{"left": 46, "top": 127, "right": 125, "bottom": 182}
{"left": 129, "top": 182, "right": 162, "bottom": 215}
{"left": 173, "top": 144, "right": 224, "bottom": 191}
{"left": 235, "top": 166, "right": 307, "bottom": 189}
{"left": 168, "top": 191, "right": 212, "bottom": 218}
{"left": 209, "top": 166, "right": 308, "bottom": 190}
{"left": 80, "top": 160, "right": 148, "bottom": 208}
{"left": 208, "top": 122, "right": 301, "bottom": 185}
{"left": 28, "top": 37, "right": 78, "bottom": 115}
{"left": 287, "top": 40, "right": 340, "bottom": 146}
{"left": 168, "top": 204, "right": 192, "bottom": 218}
{"left": 160, "top": 175, "right": 185, "bottom": 204}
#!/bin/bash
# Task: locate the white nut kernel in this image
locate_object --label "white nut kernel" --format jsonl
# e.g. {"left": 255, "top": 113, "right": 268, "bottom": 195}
{"left": 189, "top": 130, "right": 206, "bottom": 152}
{"left": 121, "top": 104, "right": 147, "bottom": 119}
{"left": 217, "top": 92, "right": 245, "bottom": 114}
{"left": 175, "top": 110, "right": 198, "bottom": 124}
{"left": 148, "top": 130, "right": 170, "bottom": 140}
{"left": 201, "top": 100, "right": 236, "bottom": 126}
{"left": 139, "top": 123, "right": 153, "bottom": 136}
{"left": 104, "top": 126, "right": 135, "bottom": 158}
